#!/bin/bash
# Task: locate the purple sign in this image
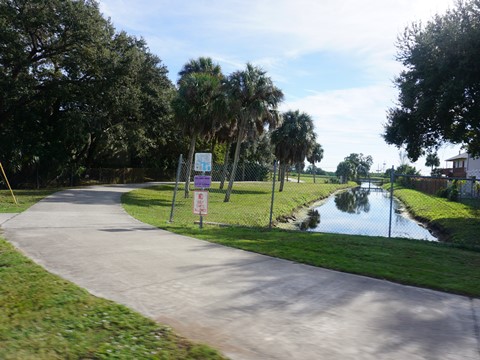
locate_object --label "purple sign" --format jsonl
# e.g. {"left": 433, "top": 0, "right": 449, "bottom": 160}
{"left": 194, "top": 175, "right": 211, "bottom": 189}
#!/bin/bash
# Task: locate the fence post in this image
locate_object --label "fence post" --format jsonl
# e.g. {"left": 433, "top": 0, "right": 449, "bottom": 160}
{"left": 169, "top": 154, "right": 183, "bottom": 223}
{"left": 388, "top": 165, "right": 394, "bottom": 238}
{"left": 0, "top": 162, "right": 18, "bottom": 205}
{"left": 269, "top": 160, "right": 277, "bottom": 229}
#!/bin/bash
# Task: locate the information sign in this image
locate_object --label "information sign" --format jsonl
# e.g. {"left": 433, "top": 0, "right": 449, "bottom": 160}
{"left": 194, "top": 175, "right": 211, "bottom": 189}
{"left": 193, "top": 191, "right": 208, "bottom": 215}
{"left": 194, "top": 153, "right": 212, "bottom": 172}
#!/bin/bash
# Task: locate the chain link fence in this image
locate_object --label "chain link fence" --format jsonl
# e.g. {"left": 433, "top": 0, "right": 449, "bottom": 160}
{"left": 168, "top": 156, "right": 480, "bottom": 242}
{"left": 169, "top": 156, "right": 277, "bottom": 227}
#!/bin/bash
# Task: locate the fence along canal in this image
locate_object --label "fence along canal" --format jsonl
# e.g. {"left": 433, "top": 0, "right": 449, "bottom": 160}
{"left": 169, "top": 157, "right": 479, "bottom": 240}
{"left": 305, "top": 182, "right": 436, "bottom": 240}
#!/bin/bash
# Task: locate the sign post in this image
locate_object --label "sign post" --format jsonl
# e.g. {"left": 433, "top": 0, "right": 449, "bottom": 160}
{"left": 193, "top": 191, "right": 208, "bottom": 227}
{"left": 193, "top": 153, "right": 212, "bottom": 228}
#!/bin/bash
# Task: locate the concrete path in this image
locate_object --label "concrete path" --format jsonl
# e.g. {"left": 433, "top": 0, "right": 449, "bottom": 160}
{"left": 2, "top": 184, "right": 479, "bottom": 360}
{"left": 0, "top": 213, "right": 17, "bottom": 226}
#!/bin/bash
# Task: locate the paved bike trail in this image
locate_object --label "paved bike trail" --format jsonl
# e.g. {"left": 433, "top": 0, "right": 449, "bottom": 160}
{"left": 2, "top": 184, "right": 479, "bottom": 360}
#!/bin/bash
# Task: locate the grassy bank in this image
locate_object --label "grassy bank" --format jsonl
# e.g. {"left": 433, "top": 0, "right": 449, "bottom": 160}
{"left": 389, "top": 185, "right": 480, "bottom": 246}
{"left": 0, "top": 237, "right": 225, "bottom": 359}
{"left": 0, "top": 189, "right": 59, "bottom": 213}
{"left": 123, "top": 181, "right": 354, "bottom": 228}
{"left": 122, "top": 185, "right": 480, "bottom": 298}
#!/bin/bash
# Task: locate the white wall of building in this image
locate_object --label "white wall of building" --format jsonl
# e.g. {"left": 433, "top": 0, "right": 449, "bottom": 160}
{"left": 467, "top": 155, "right": 480, "bottom": 178}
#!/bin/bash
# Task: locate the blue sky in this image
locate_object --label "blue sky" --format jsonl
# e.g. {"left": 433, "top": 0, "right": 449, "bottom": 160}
{"left": 99, "top": 0, "right": 460, "bottom": 174}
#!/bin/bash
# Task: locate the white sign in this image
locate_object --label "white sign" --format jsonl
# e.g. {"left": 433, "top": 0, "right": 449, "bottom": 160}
{"left": 194, "top": 153, "right": 212, "bottom": 172}
{"left": 193, "top": 191, "right": 208, "bottom": 215}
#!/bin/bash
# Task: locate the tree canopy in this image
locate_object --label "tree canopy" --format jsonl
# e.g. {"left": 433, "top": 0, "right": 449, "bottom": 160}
{"left": 335, "top": 153, "right": 373, "bottom": 182}
{"left": 271, "top": 110, "right": 317, "bottom": 190}
{"left": 223, "top": 63, "right": 283, "bottom": 202}
{"left": 173, "top": 57, "right": 224, "bottom": 197}
{"left": 425, "top": 152, "right": 440, "bottom": 172}
{"left": 306, "top": 142, "right": 323, "bottom": 184}
{"left": 384, "top": 0, "right": 480, "bottom": 161}
{"left": 0, "top": 0, "right": 176, "bottom": 185}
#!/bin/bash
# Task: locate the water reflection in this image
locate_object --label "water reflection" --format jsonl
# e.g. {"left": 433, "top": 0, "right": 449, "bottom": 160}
{"left": 335, "top": 187, "right": 371, "bottom": 214}
{"left": 307, "top": 184, "right": 437, "bottom": 241}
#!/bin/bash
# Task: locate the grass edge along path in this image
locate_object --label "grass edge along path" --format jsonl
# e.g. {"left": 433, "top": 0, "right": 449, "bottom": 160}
{"left": 122, "top": 186, "right": 480, "bottom": 298}
{"left": 0, "top": 236, "right": 226, "bottom": 360}
{"left": 1, "top": 189, "right": 60, "bottom": 213}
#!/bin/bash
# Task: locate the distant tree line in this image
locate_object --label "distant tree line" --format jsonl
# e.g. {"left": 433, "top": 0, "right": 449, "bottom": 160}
{"left": 335, "top": 153, "right": 373, "bottom": 183}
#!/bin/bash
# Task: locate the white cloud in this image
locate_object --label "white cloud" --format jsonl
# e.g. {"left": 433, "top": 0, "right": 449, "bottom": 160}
{"left": 281, "top": 84, "right": 462, "bottom": 173}
{"left": 100, "top": 1, "right": 454, "bottom": 53}
{"left": 280, "top": 85, "right": 399, "bottom": 170}
{"left": 99, "top": 0, "right": 456, "bottom": 80}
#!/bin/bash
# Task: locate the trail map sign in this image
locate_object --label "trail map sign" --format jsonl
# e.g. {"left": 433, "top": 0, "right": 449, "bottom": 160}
{"left": 193, "top": 191, "right": 208, "bottom": 215}
{"left": 194, "top": 153, "right": 212, "bottom": 172}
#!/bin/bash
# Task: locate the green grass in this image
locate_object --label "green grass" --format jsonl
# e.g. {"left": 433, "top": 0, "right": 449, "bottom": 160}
{"left": 123, "top": 184, "right": 480, "bottom": 298}
{"left": 1, "top": 188, "right": 225, "bottom": 359}
{"left": 388, "top": 185, "right": 480, "bottom": 246}
{"left": 123, "top": 181, "right": 354, "bottom": 228}
{"left": 0, "top": 237, "right": 226, "bottom": 360}
{"left": 283, "top": 173, "right": 334, "bottom": 184}
{"left": 0, "top": 189, "right": 59, "bottom": 213}
{"left": 171, "top": 227, "right": 480, "bottom": 297}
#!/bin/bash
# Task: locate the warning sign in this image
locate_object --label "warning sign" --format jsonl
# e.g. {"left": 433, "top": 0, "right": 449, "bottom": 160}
{"left": 193, "top": 191, "right": 208, "bottom": 215}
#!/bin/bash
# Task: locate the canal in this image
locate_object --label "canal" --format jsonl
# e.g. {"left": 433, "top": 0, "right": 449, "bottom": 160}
{"left": 307, "top": 183, "right": 437, "bottom": 241}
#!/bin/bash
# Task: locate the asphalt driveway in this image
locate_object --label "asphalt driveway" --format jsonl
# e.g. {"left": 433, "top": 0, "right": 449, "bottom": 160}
{"left": 2, "top": 184, "right": 479, "bottom": 360}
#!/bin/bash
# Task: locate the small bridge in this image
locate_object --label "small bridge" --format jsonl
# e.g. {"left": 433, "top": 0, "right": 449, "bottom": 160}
{"left": 358, "top": 178, "right": 386, "bottom": 188}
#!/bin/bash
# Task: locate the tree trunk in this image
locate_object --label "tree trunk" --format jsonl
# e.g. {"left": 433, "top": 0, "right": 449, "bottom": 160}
{"left": 211, "top": 137, "right": 217, "bottom": 155}
{"left": 297, "top": 163, "right": 301, "bottom": 183}
{"left": 279, "top": 163, "right": 286, "bottom": 192}
{"left": 224, "top": 116, "right": 247, "bottom": 202}
{"left": 184, "top": 134, "right": 197, "bottom": 198}
{"left": 312, "top": 163, "right": 316, "bottom": 184}
{"left": 219, "top": 142, "right": 230, "bottom": 190}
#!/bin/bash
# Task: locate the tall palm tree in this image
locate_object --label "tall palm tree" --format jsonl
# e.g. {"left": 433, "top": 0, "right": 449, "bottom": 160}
{"left": 178, "top": 57, "right": 222, "bottom": 78}
{"left": 425, "top": 152, "right": 440, "bottom": 174}
{"left": 271, "top": 110, "right": 316, "bottom": 191}
{"left": 223, "top": 63, "right": 284, "bottom": 202}
{"left": 215, "top": 118, "right": 237, "bottom": 189}
{"left": 174, "top": 57, "right": 224, "bottom": 197}
{"left": 307, "top": 143, "right": 324, "bottom": 184}
{"left": 271, "top": 116, "right": 292, "bottom": 191}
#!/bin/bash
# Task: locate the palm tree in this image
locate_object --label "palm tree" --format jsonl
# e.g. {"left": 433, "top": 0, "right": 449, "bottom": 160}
{"left": 271, "top": 116, "right": 292, "bottom": 191}
{"left": 174, "top": 57, "right": 224, "bottom": 198}
{"left": 307, "top": 143, "right": 324, "bottom": 183}
{"left": 178, "top": 57, "right": 222, "bottom": 78}
{"left": 223, "top": 63, "right": 284, "bottom": 202}
{"left": 271, "top": 110, "right": 316, "bottom": 191}
{"left": 215, "top": 117, "right": 237, "bottom": 190}
{"left": 425, "top": 152, "right": 440, "bottom": 174}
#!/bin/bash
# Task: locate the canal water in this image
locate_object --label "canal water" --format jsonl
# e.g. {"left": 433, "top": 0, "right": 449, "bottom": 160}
{"left": 307, "top": 183, "right": 437, "bottom": 241}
